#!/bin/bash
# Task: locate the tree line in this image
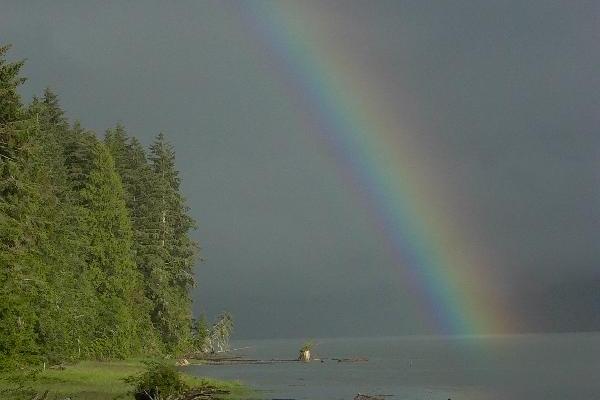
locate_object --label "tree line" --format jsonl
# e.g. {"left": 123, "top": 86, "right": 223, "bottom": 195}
{"left": 0, "top": 44, "right": 205, "bottom": 366}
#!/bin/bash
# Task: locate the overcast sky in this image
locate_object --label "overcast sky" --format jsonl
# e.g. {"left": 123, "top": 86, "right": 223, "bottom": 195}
{"left": 2, "top": 0, "right": 599, "bottom": 338}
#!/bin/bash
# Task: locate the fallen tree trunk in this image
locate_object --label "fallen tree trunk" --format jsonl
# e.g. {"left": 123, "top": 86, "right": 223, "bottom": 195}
{"left": 354, "top": 394, "right": 384, "bottom": 400}
{"left": 177, "top": 387, "right": 230, "bottom": 400}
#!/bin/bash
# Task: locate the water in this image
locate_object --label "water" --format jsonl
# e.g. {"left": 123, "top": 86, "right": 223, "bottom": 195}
{"left": 187, "top": 333, "right": 600, "bottom": 400}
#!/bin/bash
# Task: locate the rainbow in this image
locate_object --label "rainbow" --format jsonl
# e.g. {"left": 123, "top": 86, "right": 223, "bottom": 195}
{"left": 232, "top": 2, "right": 513, "bottom": 335}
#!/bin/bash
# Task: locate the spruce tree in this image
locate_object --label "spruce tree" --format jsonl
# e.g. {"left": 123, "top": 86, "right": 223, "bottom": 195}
{"left": 0, "top": 44, "right": 198, "bottom": 365}
{"left": 0, "top": 45, "right": 44, "bottom": 363}
{"left": 0, "top": 118, "right": 45, "bottom": 363}
{"left": 147, "top": 133, "right": 197, "bottom": 351}
{"left": 75, "top": 138, "right": 154, "bottom": 358}
{"left": 24, "top": 93, "right": 87, "bottom": 361}
{"left": 0, "top": 44, "right": 25, "bottom": 125}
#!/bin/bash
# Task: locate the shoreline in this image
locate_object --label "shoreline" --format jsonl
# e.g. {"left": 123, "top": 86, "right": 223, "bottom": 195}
{"left": 0, "top": 359, "right": 251, "bottom": 400}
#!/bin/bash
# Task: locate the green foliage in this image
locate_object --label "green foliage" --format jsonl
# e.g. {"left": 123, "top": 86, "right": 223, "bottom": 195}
{"left": 300, "top": 340, "right": 315, "bottom": 352}
{"left": 0, "top": 366, "right": 40, "bottom": 400}
{"left": 190, "top": 312, "right": 234, "bottom": 354}
{"left": 76, "top": 138, "right": 150, "bottom": 358}
{"left": 143, "top": 133, "right": 197, "bottom": 352}
{"left": 0, "top": 43, "right": 203, "bottom": 367}
{"left": 0, "top": 81, "right": 45, "bottom": 364}
{"left": 124, "top": 361, "right": 188, "bottom": 399}
{"left": 0, "top": 44, "right": 26, "bottom": 124}
{"left": 191, "top": 315, "right": 211, "bottom": 353}
{"left": 0, "top": 360, "right": 248, "bottom": 400}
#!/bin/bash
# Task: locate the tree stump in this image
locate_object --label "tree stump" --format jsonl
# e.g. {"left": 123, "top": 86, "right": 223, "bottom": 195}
{"left": 298, "top": 349, "right": 311, "bottom": 362}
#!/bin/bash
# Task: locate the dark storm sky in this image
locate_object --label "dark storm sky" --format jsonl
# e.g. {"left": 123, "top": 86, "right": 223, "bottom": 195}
{"left": 2, "top": 1, "right": 599, "bottom": 337}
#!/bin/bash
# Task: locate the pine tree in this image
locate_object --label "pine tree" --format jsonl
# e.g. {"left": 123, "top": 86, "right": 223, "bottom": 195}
{"left": 41, "top": 88, "right": 66, "bottom": 126}
{"left": 74, "top": 138, "right": 154, "bottom": 358}
{"left": 0, "top": 44, "right": 199, "bottom": 365}
{"left": 104, "top": 124, "right": 130, "bottom": 186}
{"left": 125, "top": 137, "right": 156, "bottom": 251}
{"left": 24, "top": 93, "right": 86, "bottom": 362}
{"left": 146, "top": 133, "right": 197, "bottom": 351}
{"left": 0, "top": 118, "right": 45, "bottom": 363}
{"left": 0, "top": 45, "right": 44, "bottom": 363}
{"left": 105, "top": 127, "right": 167, "bottom": 352}
{"left": 0, "top": 44, "right": 26, "bottom": 126}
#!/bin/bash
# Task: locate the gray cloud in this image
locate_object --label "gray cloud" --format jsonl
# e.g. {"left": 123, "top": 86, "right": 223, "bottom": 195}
{"left": 2, "top": 0, "right": 598, "bottom": 337}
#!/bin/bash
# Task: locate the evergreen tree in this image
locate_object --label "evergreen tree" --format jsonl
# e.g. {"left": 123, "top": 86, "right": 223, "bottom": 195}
{"left": 74, "top": 137, "right": 155, "bottom": 358}
{"left": 0, "top": 45, "right": 43, "bottom": 363}
{"left": 24, "top": 92, "right": 86, "bottom": 362}
{"left": 41, "top": 87, "right": 66, "bottom": 126}
{"left": 0, "top": 44, "right": 201, "bottom": 365}
{"left": 0, "top": 117, "right": 44, "bottom": 363}
{"left": 147, "top": 133, "right": 197, "bottom": 351}
{"left": 109, "top": 130, "right": 199, "bottom": 352}
{"left": 0, "top": 44, "right": 25, "bottom": 125}
{"left": 125, "top": 137, "right": 156, "bottom": 249}
{"left": 104, "top": 124, "right": 130, "bottom": 185}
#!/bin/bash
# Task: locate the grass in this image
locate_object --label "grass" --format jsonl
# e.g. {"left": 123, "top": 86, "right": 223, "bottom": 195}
{"left": 0, "top": 359, "right": 252, "bottom": 400}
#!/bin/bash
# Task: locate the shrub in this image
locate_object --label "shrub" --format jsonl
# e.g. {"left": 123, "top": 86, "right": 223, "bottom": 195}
{"left": 300, "top": 340, "right": 314, "bottom": 352}
{"left": 125, "top": 361, "right": 188, "bottom": 400}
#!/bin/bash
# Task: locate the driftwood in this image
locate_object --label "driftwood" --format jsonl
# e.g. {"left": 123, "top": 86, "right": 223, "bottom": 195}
{"left": 135, "top": 386, "right": 230, "bottom": 400}
{"left": 175, "top": 358, "right": 190, "bottom": 366}
{"left": 176, "top": 387, "right": 230, "bottom": 400}
{"left": 196, "top": 354, "right": 245, "bottom": 361}
{"left": 190, "top": 355, "right": 368, "bottom": 365}
{"left": 29, "top": 391, "right": 49, "bottom": 400}
{"left": 184, "top": 353, "right": 248, "bottom": 362}
{"left": 332, "top": 357, "right": 368, "bottom": 363}
{"left": 354, "top": 394, "right": 384, "bottom": 400}
{"left": 198, "top": 358, "right": 298, "bottom": 365}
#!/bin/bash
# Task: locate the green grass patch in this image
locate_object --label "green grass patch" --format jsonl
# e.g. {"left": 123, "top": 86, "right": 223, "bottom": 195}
{"left": 0, "top": 360, "right": 252, "bottom": 400}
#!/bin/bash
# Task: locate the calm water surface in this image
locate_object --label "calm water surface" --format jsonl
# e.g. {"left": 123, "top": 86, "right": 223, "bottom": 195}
{"left": 188, "top": 333, "right": 600, "bottom": 400}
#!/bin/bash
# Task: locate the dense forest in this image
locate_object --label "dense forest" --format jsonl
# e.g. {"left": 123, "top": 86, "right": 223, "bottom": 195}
{"left": 0, "top": 44, "right": 204, "bottom": 366}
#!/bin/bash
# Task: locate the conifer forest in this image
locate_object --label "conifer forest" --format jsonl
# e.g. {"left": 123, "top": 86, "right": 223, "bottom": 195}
{"left": 0, "top": 44, "right": 203, "bottom": 366}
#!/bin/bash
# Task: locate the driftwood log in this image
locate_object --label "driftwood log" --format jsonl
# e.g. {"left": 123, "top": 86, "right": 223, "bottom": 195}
{"left": 134, "top": 386, "right": 230, "bottom": 400}
{"left": 175, "top": 358, "right": 190, "bottom": 366}
{"left": 354, "top": 394, "right": 384, "bottom": 400}
{"left": 189, "top": 355, "right": 368, "bottom": 365}
{"left": 29, "top": 391, "right": 49, "bottom": 400}
{"left": 176, "top": 387, "right": 230, "bottom": 400}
